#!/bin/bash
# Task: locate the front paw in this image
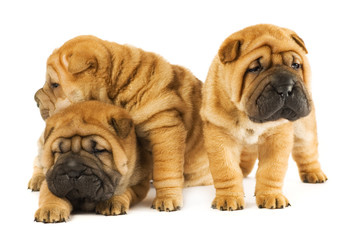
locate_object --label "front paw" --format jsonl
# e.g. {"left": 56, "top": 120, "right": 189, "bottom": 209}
{"left": 96, "top": 196, "right": 129, "bottom": 215}
{"left": 151, "top": 188, "right": 183, "bottom": 212}
{"left": 211, "top": 194, "right": 245, "bottom": 211}
{"left": 28, "top": 174, "right": 45, "bottom": 191}
{"left": 256, "top": 193, "right": 290, "bottom": 209}
{"left": 300, "top": 170, "right": 328, "bottom": 183}
{"left": 34, "top": 204, "right": 70, "bottom": 223}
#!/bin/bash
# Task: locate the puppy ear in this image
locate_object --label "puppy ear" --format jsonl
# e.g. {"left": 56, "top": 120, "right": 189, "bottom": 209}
{"left": 109, "top": 118, "right": 134, "bottom": 139}
{"left": 67, "top": 51, "right": 98, "bottom": 74}
{"left": 218, "top": 40, "right": 241, "bottom": 64}
{"left": 291, "top": 34, "right": 308, "bottom": 54}
{"left": 108, "top": 116, "right": 134, "bottom": 175}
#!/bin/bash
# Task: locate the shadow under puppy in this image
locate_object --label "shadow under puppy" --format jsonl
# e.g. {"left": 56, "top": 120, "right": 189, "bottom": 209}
{"left": 34, "top": 101, "right": 151, "bottom": 223}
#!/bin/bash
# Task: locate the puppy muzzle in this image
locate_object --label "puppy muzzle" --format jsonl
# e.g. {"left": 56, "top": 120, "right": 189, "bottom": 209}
{"left": 46, "top": 154, "right": 117, "bottom": 203}
{"left": 34, "top": 88, "right": 51, "bottom": 120}
{"left": 248, "top": 69, "right": 311, "bottom": 123}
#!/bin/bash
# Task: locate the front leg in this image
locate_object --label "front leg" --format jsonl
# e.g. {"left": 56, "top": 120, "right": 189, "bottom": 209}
{"left": 140, "top": 111, "right": 186, "bottom": 211}
{"left": 204, "top": 122, "right": 245, "bottom": 211}
{"left": 28, "top": 164, "right": 45, "bottom": 191}
{"left": 293, "top": 110, "right": 327, "bottom": 183}
{"left": 96, "top": 179, "right": 150, "bottom": 215}
{"left": 28, "top": 133, "right": 45, "bottom": 191}
{"left": 255, "top": 123, "right": 293, "bottom": 209}
{"left": 34, "top": 182, "right": 72, "bottom": 223}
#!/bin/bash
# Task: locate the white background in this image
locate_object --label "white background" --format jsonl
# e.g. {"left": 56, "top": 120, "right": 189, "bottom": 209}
{"left": 1, "top": 0, "right": 358, "bottom": 239}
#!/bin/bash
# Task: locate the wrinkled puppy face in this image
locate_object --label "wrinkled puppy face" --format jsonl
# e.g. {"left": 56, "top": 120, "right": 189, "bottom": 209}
{"left": 41, "top": 101, "right": 136, "bottom": 208}
{"left": 218, "top": 25, "right": 312, "bottom": 123}
{"left": 35, "top": 35, "right": 112, "bottom": 120}
{"left": 46, "top": 135, "right": 121, "bottom": 203}
{"left": 243, "top": 52, "right": 311, "bottom": 123}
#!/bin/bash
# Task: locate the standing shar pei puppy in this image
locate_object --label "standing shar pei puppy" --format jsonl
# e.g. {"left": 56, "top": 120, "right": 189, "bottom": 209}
{"left": 30, "top": 35, "right": 212, "bottom": 211}
{"left": 201, "top": 24, "right": 327, "bottom": 210}
{"left": 35, "top": 101, "right": 151, "bottom": 223}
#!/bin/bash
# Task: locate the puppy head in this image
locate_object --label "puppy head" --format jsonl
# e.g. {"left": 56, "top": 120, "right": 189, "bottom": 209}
{"left": 35, "top": 35, "right": 112, "bottom": 120}
{"left": 41, "top": 101, "right": 136, "bottom": 205}
{"left": 218, "top": 24, "right": 312, "bottom": 123}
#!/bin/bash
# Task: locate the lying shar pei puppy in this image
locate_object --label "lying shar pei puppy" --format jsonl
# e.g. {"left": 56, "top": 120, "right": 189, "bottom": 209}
{"left": 34, "top": 101, "right": 151, "bottom": 223}
{"left": 29, "top": 35, "right": 212, "bottom": 212}
{"left": 201, "top": 24, "right": 327, "bottom": 210}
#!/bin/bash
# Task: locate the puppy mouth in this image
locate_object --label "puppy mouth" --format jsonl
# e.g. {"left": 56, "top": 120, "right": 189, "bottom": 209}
{"left": 46, "top": 156, "right": 118, "bottom": 203}
{"left": 249, "top": 85, "right": 310, "bottom": 123}
{"left": 48, "top": 169, "right": 113, "bottom": 202}
{"left": 249, "top": 107, "right": 299, "bottom": 123}
{"left": 246, "top": 69, "right": 311, "bottom": 123}
{"left": 40, "top": 109, "right": 50, "bottom": 120}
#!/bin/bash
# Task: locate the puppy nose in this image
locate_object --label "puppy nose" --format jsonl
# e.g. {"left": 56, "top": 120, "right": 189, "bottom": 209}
{"left": 275, "top": 83, "right": 294, "bottom": 98}
{"left": 271, "top": 74, "right": 295, "bottom": 98}
{"left": 65, "top": 159, "right": 85, "bottom": 179}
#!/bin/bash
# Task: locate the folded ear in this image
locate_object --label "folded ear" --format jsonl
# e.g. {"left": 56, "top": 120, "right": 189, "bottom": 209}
{"left": 67, "top": 51, "right": 98, "bottom": 74}
{"left": 291, "top": 34, "right": 308, "bottom": 54}
{"left": 109, "top": 117, "right": 134, "bottom": 139}
{"left": 218, "top": 39, "right": 241, "bottom": 64}
{"left": 108, "top": 116, "right": 134, "bottom": 175}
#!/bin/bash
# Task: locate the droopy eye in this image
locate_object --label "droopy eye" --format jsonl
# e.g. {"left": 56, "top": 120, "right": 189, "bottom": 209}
{"left": 291, "top": 63, "right": 301, "bottom": 70}
{"left": 51, "top": 83, "right": 59, "bottom": 89}
{"left": 247, "top": 66, "right": 262, "bottom": 73}
{"left": 247, "top": 59, "right": 262, "bottom": 73}
{"left": 91, "top": 140, "right": 108, "bottom": 154}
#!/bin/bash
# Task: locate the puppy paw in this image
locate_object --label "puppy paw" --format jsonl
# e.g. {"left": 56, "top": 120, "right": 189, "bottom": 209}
{"left": 256, "top": 193, "right": 290, "bottom": 209}
{"left": 28, "top": 174, "right": 45, "bottom": 191}
{"left": 96, "top": 196, "right": 129, "bottom": 215}
{"left": 34, "top": 204, "right": 70, "bottom": 223}
{"left": 211, "top": 195, "right": 245, "bottom": 211}
{"left": 151, "top": 189, "right": 183, "bottom": 212}
{"left": 300, "top": 170, "right": 328, "bottom": 183}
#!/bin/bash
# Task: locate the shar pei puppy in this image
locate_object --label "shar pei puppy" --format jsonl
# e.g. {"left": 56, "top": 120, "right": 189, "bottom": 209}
{"left": 34, "top": 101, "right": 151, "bottom": 223}
{"left": 29, "top": 36, "right": 212, "bottom": 211}
{"left": 29, "top": 35, "right": 212, "bottom": 211}
{"left": 200, "top": 24, "right": 327, "bottom": 210}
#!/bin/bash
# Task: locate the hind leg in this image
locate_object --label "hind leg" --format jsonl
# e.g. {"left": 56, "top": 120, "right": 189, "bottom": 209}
{"left": 240, "top": 145, "right": 257, "bottom": 177}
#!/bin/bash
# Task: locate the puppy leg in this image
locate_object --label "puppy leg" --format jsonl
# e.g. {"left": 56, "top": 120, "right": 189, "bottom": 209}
{"left": 148, "top": 120, "right": 186, "bottom": 212}
{"left": 240, "top": 145, "right": 258, "bottom": 177}
{"left": 96, "top": 179, "right": 150, "bottom": 215}
{"left": 204, "top": 122, "right": 245, "bottom": 211}
{"left": 28, "top": 134, "right": 45, "bottom": 191}
{"left": 255, "top": 123, "right": 292, "bottom": 209}
{"left": 138, "top": 110, "right": 187, "bottom": 211}
{"left": 34, "top": 182, "right": 72, "bottom": 223}
{"left": 293, "top": 110, "right": 328, "bottom": 183}
{"left": 28, "top": 164, "right": 45, "bottom": 191}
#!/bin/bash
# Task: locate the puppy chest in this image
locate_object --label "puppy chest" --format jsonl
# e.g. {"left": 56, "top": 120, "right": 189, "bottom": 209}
{"left": 234, "top": 127, "right": 261, "bottom": 145}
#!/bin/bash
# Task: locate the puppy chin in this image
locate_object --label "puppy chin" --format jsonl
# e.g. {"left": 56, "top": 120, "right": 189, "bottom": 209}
{"left": 46, "top": 154, "right": 120, "bottom": 207}
{"left": 40, "top": 109, "right": 50, "bottom": 120}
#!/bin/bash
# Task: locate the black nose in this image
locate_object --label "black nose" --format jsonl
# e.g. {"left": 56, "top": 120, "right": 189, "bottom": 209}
{"left": 271, "top": 74, "right": 295, "bottom": 98}
{"left": 64, "top": 159, "right": 86, "bottom": 180}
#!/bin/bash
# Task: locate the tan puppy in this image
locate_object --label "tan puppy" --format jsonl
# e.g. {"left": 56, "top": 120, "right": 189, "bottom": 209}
{"left": 34, "top": 101, "right": 151, "bottom": 223}
{"left": 29, "top": 36, "right": 212, "bottom": 211}
{"left": 201, "top": 24, "right": 327, "bottom": 210}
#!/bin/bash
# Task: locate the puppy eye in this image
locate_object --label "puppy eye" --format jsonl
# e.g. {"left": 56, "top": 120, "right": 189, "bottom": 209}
{"left": 291, "top": 63, "right": 301, "bottom": 70}
{"left": 91, "top": 140, "right": 107, "bottom": 154}
{"left": 93, "top": 148, "right": 107, "bottom": 154}
{"left": 51, "top": 83, "right": 59, "bottom": 89}
{"left": 247, "top": 66, "right": 262, "bottom": 73}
